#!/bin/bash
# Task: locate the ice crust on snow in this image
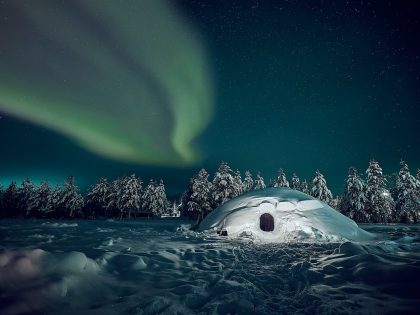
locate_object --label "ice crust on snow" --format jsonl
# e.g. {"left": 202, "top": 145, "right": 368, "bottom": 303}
{"left": 197, "top": 188, "right": 374, "bottom": 242}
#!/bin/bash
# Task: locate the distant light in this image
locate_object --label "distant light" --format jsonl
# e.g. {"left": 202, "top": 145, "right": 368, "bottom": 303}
{"left": 382, "top": 192, "right": 389, "bottom": 197}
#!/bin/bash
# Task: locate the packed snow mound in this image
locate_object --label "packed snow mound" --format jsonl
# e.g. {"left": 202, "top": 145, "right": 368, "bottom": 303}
{"left": 197, "top": 188, "right": 374, "bottom": 242}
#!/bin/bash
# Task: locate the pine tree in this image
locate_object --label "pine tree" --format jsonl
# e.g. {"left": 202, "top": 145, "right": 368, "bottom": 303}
{"left": 212, "top": 161, "right": 238, "bottom": 207}
{"left": 343, "top": 167, "right": 368, "bottom": 222}
{"left": 291, "top": 173, "right": 301, "bottom": 191}
{"left": 106, "top": 178, "right": 122, "bottom": 217}
{"left": 365, "top": 159, "right": 393, "bottom": 223}
{"left": 60, "top": 176, "right": 84, "bottom": 218}
{"left": 311, "top": 170, "right": 333, "bottom": 204}
{"left": 49, "top": 186, "right": 63, "bottom": 218}
{"left": 243, "top": 171, "right": 254, "bottom": 192}
{"left": 274, "top": 168, "right": 290, "bottom": 188}
{"left": 330, "top": 195, "right": 342, "bottom": 210}
{"left": 153, "top": 180, "right": 168, "bottom": 216}
{"left": 119, "top": 174, "right": 142, "bottom": 218}
{"left": 234, "top": 170, "right": 243, "bottom": 196}
{"left": 142, "top": 179, "right": 157, "bottom": 216}
{"left": 185, "top": 169, "right": 213, "bottom": 220}
{"left": 86, "top": 177, "right": 111, "bottom": 218}
{"left": 18, "top": 179, "right": 36, "bottom": 216}
{"left": 170, "top": 200, "right": 180, "bottom": 217}
{"left": 2, "top": 182, "right": 19, "bottom": 218}
{"left": 300, "top": 180, "right": 310, "bottom": 195}
{"left": 253, "top": 172, "right": 266, "bottom": 190}
{"left": 26, "top": 181, "right": 52, "bottom": 218}
{"left": 38, "top": 181, "right": 53, "bottom": 217}
{"left": 395, "top": 160, "right": 420, "bottom": 223}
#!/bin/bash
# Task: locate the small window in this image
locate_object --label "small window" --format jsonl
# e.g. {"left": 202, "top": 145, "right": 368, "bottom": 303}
{"left": 260, "top": 213, "right": 274, "bottom": 232}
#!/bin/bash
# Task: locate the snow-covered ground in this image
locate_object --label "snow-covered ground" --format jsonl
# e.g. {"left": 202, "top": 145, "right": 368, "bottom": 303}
{"left": 0, "top": 219, "right": 419, "bottom": 315}
{"left": 198, "top": 188, "right": 374, "bottom": 242}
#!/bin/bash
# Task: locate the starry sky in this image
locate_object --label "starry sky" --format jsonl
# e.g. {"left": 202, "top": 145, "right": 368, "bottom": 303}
{"left": 0, "top": 0, "right": 419, "bottom": 196}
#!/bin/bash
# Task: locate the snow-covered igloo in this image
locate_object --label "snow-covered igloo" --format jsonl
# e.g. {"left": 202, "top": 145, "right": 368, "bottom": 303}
{"left": 197, "top": 188, "right": 374, "bottom": 242}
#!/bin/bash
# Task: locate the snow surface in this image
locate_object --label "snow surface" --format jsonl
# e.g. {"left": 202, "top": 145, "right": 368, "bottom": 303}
{"left": 198, "top": 188, "right": 374, "bottom": 242}
{"left": 0, "top": 220, "right": 419, "bottom": 315}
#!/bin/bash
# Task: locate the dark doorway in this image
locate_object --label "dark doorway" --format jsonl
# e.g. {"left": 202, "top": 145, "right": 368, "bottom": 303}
{"left": 260, "top": 213, "right": 274, "bottom": 232}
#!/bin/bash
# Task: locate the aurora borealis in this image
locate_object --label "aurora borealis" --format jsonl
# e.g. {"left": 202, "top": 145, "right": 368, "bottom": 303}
{"left": 0, "top": 0, "right": 213, "bottom": 166}
{"left": 0, "top": 0, "right": 419, "bottom": 194}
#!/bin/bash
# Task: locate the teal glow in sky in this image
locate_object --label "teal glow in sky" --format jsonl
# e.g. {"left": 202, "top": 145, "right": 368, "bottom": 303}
{"left": 0, "top": 0, "right": 213, "bottom": 166}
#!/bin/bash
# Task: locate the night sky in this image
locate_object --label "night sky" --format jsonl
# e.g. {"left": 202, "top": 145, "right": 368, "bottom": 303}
{"left": 0, "top": 0, "right": 419, "bottom": 196}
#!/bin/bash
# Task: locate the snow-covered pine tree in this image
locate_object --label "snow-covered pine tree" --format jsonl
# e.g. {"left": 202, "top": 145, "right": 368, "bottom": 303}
{"left": 142, "top": 179, "right": 157, "bottom": 216}
{"left": 311, "top": 170, "right": 333, "bottom": 204}
{"left": 129, "top": 174, "right": 143, "bottom": 217}
{"left": 234, "top": 170, "right": 243, "bottom": 196}
{"left": 253, "top": 172, "right": 266, "bottom": 190}
{"left": 26, "top": 181, "right": 52, "bottom": 218}
{"left": 153, "top": 180, "right": 168, "bottom": 216}
{"left": 212, "top": 161, "right": 238, "bottom": 207}
{"left": 170, "top": 201, "right": 180, "bottom": 217}
{"left": 396, "top": 161, "right": 416, "bottom": 205}
{"left": 2, "top": 181, "right": 19, "bottom": 218}
{"left": 242, "top": 171, "right": 254, "bottom": 192}
{"left": 291, "top": 173, "right": 301, "bottom": 191}
{"left": 49, "top": 186, "right": 63, "bottom": 218}
{"left": 86, "top": 177, "right": 111, "bottom": 218}
{"left": 343, "top": 167, "right": 368, "bottom": 222}
{"left": 106, "top": 178, "right": 122, "bottom": 217}
{"left": 59, "top": 176, "right": 84, "bottom": 218}
{"left": 417, "top": 169, "right": 420, "bottom": 192}
{"left": 274, "top": 168, "right": 290, "bottom": 188}
{"left": 118, "top": 174, "right": 142, "bottom": 218}
{"left": 330, "top": 195, "right": 342, "bottom": 210}
{"left": 365, "top": 159, "right": 393, "bottom": 223}
{"left": 36, "top": 181, "right": 53, "bottom": 217}
{"left": 186, "top": 169, "right": 213, "bottom": 220}
{"left": 300, "top": 180, "right": 310, "bottom": 195}
{"left": 18, "top": 179, "right": 36, "bottom": 217}
{"left": 161, "top": 199, "right": 171, "bottom": 216}
{"left": 395, "top": 160, "right": 420, "bottom": 223}
{"left": 25, "top": 183, "right": 38, "bottom": 217}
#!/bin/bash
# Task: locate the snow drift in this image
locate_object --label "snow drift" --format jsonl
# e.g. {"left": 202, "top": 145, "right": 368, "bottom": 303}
{"left": 197, "top": 188, "right": 374, "bottom": 242}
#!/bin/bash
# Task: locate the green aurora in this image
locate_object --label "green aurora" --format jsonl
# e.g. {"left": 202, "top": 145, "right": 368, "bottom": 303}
{"left": 0, "top": 0, "right": 213, "bottom": 166}
{"left": 1, "top": 0, "right": 419, "bottom": 194}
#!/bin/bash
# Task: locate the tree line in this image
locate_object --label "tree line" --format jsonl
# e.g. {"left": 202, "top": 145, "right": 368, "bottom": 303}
{"left": 180, "top": 160, "right": 420, "bottom": 224}
{"left": 0, "top": 175, "right": 177, "bottom": 219}
{"left": 0, "top": 159, "right": 419, "bottom": 223}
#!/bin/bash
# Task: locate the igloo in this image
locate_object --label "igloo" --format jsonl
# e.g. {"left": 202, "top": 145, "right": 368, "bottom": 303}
{"left": 197, "top": 188, "right": 374, "bottom": 242}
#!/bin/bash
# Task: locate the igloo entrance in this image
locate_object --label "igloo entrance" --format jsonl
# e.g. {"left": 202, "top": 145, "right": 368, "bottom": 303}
{"left": 259, "top": 213, "right": 274, "bottom": 232}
